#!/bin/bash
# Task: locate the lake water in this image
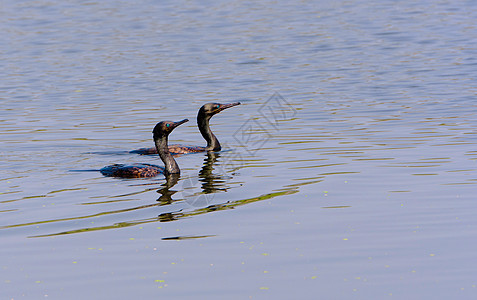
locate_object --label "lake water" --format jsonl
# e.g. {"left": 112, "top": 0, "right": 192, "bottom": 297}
{"left": 1, "top": 0, "right": 477, "bottom": 299}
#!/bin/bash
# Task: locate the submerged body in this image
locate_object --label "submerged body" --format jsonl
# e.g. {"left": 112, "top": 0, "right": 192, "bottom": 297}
{"left": 101, "top": 119, "right": 188, "bottom": 178}
{"left": 130, "top": 102, "right": 240, "bottom": 155}
{"left": 130, "top": 144, "right": 205, "bottom": 156}
{"left": 100, "top": 163, "right": 164, "bottom": 178}
{"left": 169, "top": 144, "right": 207, "bottom": 154}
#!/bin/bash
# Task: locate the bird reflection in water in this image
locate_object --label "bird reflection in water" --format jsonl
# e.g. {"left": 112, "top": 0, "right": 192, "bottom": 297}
{"left": 156, "top": 173, "right": 181, "bottom": 206}
{"left": 158, "top": 151, "right": 232, "bottom": 222}
{"left": 182, "top": 152, "right": 232, "bottom": 208}
{"left": 198, "top": 151, "right": 229, "bottom": 194}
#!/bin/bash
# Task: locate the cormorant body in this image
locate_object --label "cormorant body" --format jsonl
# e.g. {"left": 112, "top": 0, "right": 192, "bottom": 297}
{"left": 101, "top": 119, "right": 188, "bottom": 178}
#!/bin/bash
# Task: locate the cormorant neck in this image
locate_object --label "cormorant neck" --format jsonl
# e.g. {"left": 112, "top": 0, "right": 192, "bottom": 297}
{"left": 197, "top": 111, "right": 221, "bottom": 151}
{"left": 155, "top": 135, "right": 180, "bottom": 174}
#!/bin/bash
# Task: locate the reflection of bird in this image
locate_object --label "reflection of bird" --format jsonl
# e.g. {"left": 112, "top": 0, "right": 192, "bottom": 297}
{"left": 131, "top": 102, "right": 241, "bottom": 155}
{"left": 156, "top": 173, "right": 180, "bottom": 205}
{"left": 100, "top": 119, "right": 188, "bottom": 178}
{"left": 199, "top": 151, "right": 228, "bottom": 194}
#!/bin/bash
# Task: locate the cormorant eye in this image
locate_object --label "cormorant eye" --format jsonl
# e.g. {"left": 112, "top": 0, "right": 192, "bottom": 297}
{"left": 166, "top": 124, "right": 170, "bottom": 127}
{"left": 215, "top": 105, "right": 220, "bottom": 108}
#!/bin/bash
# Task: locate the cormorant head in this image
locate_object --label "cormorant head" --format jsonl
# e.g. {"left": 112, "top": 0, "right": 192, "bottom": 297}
{"left": 199, "top": 102, "right": 241, "bottom": 118}
{"left": 153, "top": 119, "right": 189, "bottom": 138}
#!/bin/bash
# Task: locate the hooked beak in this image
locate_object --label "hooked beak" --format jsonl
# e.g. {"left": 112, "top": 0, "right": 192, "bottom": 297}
{"left": 172, "top": 118, "right": 189, "bottom": 129}
{"left": 219, "top": 102, "right": 241, "bottom": 111}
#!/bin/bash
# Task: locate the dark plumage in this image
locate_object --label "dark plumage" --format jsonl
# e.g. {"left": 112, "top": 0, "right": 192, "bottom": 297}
{"left": 130, "top": 102, "right": 240, "bottom": 155}
{"left": 99, "top": 163, "right": 163, "bottom": 178}
{"left": 101, "top": 119, "right": 188, "bottom": 178}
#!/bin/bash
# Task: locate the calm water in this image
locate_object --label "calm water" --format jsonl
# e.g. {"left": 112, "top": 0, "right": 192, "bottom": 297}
{"left": 1, "top": 0, "right": 477, "bottom": 299}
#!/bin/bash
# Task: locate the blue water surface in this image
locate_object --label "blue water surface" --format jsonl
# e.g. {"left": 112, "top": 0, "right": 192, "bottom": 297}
{"left": 1, "top": 0, "right": 477, "bottom": 299}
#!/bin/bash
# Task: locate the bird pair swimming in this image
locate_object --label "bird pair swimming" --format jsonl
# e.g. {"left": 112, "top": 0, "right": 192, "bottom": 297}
{"left": 100, "top": 102, "right": 241, "bottom": 178}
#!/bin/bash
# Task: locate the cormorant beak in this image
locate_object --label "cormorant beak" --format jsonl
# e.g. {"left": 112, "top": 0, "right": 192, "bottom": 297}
{"left": 172, "top": 118, "right": 189, "bottom": 129}
{"left": 219, "top": 102, "right": 241, "bottom": 111}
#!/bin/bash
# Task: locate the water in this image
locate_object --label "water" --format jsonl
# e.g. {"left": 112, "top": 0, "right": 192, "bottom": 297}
{"left": 1, "top": 0, "right": 477, "bottom": 299}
